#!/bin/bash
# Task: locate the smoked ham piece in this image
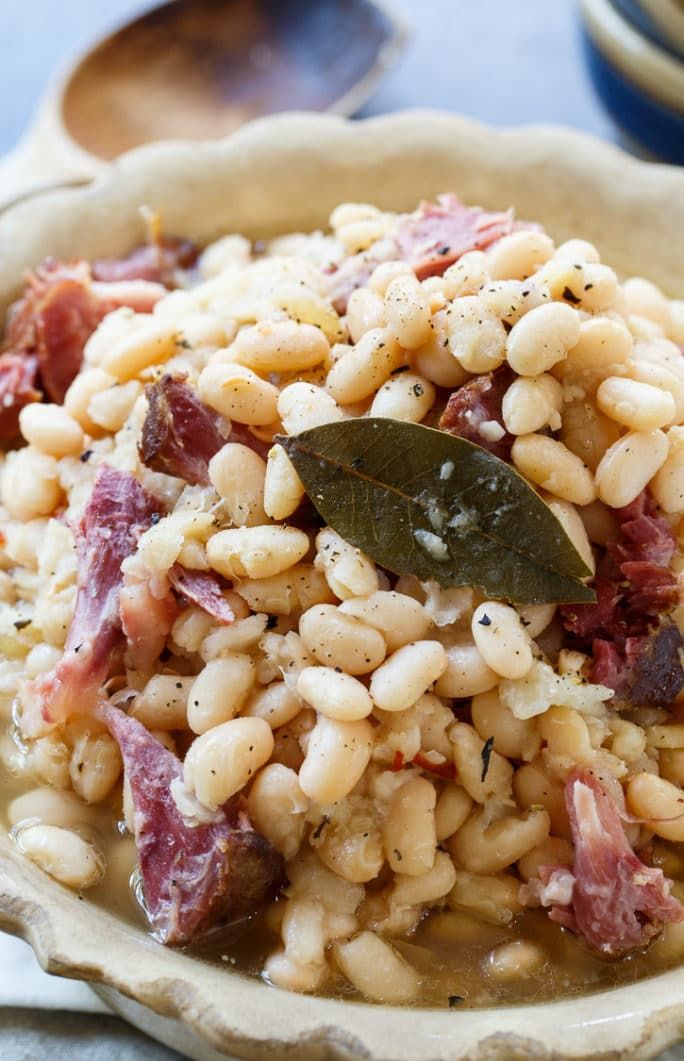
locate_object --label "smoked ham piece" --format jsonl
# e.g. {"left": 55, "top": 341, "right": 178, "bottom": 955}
{"left": 92, "top": 237, "right": 197, "bottom": 287}
{"left": 138, "top": 374, "right": 269, "bottom": 485}
{"left": 103, "top": 706, "right": 283, "bottom": 945}
{"left": 20, "top": 466, "right": 162, "bottom": 737}
{"left": 439, "top": 366, "right": 515, "bottom": 460}
{"left": 0, "top": 259, "right": 165, "bottom": 438}
{"left": 526, "top": 769, "right": 684, "bottom": 955}
{"left": 561, "top": 491, "right": 684, "bottom": 706}
{"left": 139, "top": 375, "right": 227, "bottom": 485}
{"left": 394, "top": 194, "right": 516, "bottom": 280}
{"left": 168, "top": 565, "right": 235, "bottom": 625}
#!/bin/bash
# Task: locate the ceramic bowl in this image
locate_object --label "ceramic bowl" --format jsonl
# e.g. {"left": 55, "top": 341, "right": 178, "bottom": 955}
{"left": 580, "top": 0, "right": 684, "bottom": 162}
{"left": 612, "top": 0, "right": 684, "bottom": 59}
{"left": 1, "top": 111, "right": 684, "bottom": 1060}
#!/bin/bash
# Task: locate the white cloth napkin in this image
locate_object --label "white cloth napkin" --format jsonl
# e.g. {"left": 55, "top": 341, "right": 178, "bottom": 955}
{"left": 0, "top": 931, "right": 108, "bottom": 1012}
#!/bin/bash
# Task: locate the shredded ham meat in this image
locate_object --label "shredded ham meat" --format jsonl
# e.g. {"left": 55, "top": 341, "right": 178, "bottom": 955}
{"left": 103, "top": 706, "right": 283, "bottom": 945}
{"left": 439, "top": 366, "right": 515, "bottom": 460}
{"left": 0, "top": 242, "right": 194, "bottom": 440}
{"left": 525, "top": 769, "right": 684, "bottom": 955}
{"left": 138, "top": 374, "right": 227, "bottom": 485}
{"left": 20, "top": 466, "right": 162, "bottom": 737}
{"left": 168, "top": 565, "right": 235, "bottom": 625}
{"left": 92, "top": 237, "right": 198, "bottom": 287}
{"left": 120, "top": 577, "right": 178, "bottom": 675}
{"left": 139, "top": 374, "right": 269, "bottom": 485}
{"left": 395, "top": 194, "right": 516, "bottom": 280}
{"left": 561, "top": 492, "right": 684, "bottom": 706}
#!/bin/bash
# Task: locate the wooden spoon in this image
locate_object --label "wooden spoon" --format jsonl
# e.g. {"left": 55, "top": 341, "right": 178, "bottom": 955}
{"left": 0, "top": 0, "right": 406, "bottom": 210}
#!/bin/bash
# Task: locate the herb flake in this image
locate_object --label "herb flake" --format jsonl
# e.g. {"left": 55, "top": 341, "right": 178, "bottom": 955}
{"left": 480, "top": 736, "right": 495, "bottom": 782}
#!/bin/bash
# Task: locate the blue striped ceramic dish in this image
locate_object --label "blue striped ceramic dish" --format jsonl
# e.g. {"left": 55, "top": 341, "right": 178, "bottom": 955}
{"left": 611, "top": 0, "right": 684, "bottom": 59}
{"left": 580, "top": 0, "right": 684, "bottom": 162}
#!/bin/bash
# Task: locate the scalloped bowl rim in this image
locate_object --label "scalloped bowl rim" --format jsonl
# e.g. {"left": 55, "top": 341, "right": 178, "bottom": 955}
{"left": 1, "top": 110, "right": 684, "bottom": 1059}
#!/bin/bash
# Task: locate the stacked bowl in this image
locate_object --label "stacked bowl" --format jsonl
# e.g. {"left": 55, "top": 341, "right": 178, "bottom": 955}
{"left": 580, "top": 0, "right": 684, "bottom": 161}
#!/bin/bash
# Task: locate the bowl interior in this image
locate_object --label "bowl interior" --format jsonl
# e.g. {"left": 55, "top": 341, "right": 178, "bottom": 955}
{"left": 1, "top": 111, "right": 684, "bottom": 1060}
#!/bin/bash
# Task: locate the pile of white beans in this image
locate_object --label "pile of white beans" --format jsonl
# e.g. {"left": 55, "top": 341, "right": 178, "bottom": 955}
{"left": 2, "top": 197, "right": 684, "bottom": 1005}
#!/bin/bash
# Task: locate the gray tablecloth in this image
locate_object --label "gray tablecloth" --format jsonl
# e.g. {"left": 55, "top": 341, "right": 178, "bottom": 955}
{"left": 0, "top": 0, "right": 662, "bottom": 1057}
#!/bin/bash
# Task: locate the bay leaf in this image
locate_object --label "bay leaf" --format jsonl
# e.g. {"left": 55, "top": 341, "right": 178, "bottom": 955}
{"left": 277, "top": 418, "right": 596, "bottom": 605}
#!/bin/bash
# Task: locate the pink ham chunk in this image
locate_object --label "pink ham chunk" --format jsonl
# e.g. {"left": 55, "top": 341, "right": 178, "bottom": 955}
{"left": 92, "top": 237, "right": 198, "bottom": 287}
{"left": 103, "top": 706, "right": 283, "bottom": 945}
{"left": 168, "top": 565, "right": 235, "bottom": 625}
{"left": 325, "top": 194, "right": 518, "bottom": 312}
{"left": 138, "top": 374, "right": 269, "bottom": 485}
{"left": 439, "top": 365, "right": 515, "bottom": 460}
{"left": 527, "top": 769, "right": 684, "bottom": 955}
{"left": 1, "top": 260, "right": 165, "bottom": 432}
{"left": 120, "top": 575, "right": 179, "bottom": 674}
{"left": 561, "top": 491, "right": 683, "bottom": 706}
{"left": 20, "top": 466, "right": 162, "bottom": 737}
{"left": 139, "top": 374, "right": 227, "bottom": 485}
{"left": 395, "top": 193, "right": 516, "bottom": 280}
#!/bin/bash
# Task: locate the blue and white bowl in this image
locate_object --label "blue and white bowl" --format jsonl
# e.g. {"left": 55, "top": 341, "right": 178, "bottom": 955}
{"left": 613, "top": 0, "right": 684, "bottom": 59}
{"left": 580, "top": 0, "right": 684, "bottom": 162}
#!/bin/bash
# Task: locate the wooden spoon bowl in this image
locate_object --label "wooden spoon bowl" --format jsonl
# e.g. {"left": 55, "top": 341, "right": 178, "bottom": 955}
{"left": 0, "top": 0, "right": 406, "bottom": 208}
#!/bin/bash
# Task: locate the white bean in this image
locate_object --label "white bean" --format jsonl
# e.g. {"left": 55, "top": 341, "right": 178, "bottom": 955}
{"left": 69, "top": 730, "right": 122, "bottom": 804}
{"left": 370, "top": 641, "right": 447, "bottom": 712}
{"left": 346, "top": 287, "right": 386, "bottom": 342}
{"left": 184, "top": 717, "right": 274, "bottom": 809}
{"left": 338, "top": 591, "right": 430, "bottom": 651}
{"left": 652, "top": 427, "right": 684, "bottom": 513}
{"left": 187, "top": 655, "right": 256, "bottom": 734}
{"left": 264, "top": 444, "right": 305, "bottom": 521}
{"left": 297, "top": 666, "right": 373, "bottom": 721}
{"left": 410, "top": 309, "right": 469, "bottom": 388}
{"left": 228, "top": 320, "right": 330, "bottom": 373}
{"left": 299, "top": 604, "right": 386, "bottom": 674}
{"left": 447, "top": 295, "right": 507, "bottom": 373}
{"left": 198, "top": 363, "right": 278, "bottom": 425}
{"left": 247, "top": 763, "right": 308, "bottom": 860}
{"left": 597, "top": 377, "right": 675, "bottom": 431}
{"left": 1, "top": 448, "right": 62, "bottom": 521}
{"left": 314, "top": 528, "right": 378, "bottom": 599}
{"left": 506, "top": 302, "right": 580, "bottom": 376}
{"left": 383, "top": 775, "right": 437, "bottom": 875}
{"left": 325, "top": 328, "right": 404, "bottom": 404}
{"left": 298, "top": 716, "right": 373, "bottom": 803}
{"left": 471, "top": 602, "right": 533, "bottom": 679}
{"left": 207, "top": 525, "right": 309, "bottom": 580}
{"left": 369, "top": 372, "right": 435, "bottom": 422}
{"left": 487, "top": 230, "right": 555, "bottom": 281}
{"left": 512, "top": 434, "right": 597, "bottom": 505}
{"left": 19, "top": 404, "right": 84, "bottom": 457}
{"left": 15, "top": 824, "right": 104, "bottom": 889}
{"left": 501, "top": 374, "right": 562, "bottom": 435}
{"left": 434, "top": 641, "right": 499, "bottom": 698}
{"left": 130, "top": 675, "right": 193, "bottom": 730}
{"left": 277, "top": 382, "right": 344, "bottom": 435}
{"left": 334, "top": 932, "right": 419, "bottom": 1003}
{"left": 595, "top": 430, "right": 669, "bottom": 508}
{"left": 209, "top": 443, "right": 268, "bottom": 527}
{"left": 384, "top": 274, "right": 432, "bottom": 350}
{"left": 242, "top": 681, "right": 302, "bottom": 729}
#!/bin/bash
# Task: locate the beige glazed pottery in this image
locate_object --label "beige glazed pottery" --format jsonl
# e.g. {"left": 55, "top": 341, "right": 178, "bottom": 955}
{"left": 1, "top": 111, "right": 684, "bottom": 1059}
